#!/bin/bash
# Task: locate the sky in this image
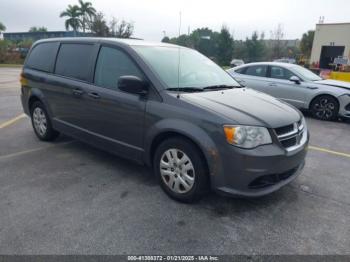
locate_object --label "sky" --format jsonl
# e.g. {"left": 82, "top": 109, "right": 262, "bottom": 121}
{"left": 1, "top": 0, "right": 350, "bottom": 41}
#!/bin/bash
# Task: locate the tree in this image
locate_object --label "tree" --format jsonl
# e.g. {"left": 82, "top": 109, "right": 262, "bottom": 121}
{"left": 29, "top": 26, "right": 48, "bottom": 32}
{"left": 300, "top": 30, "right": 315, "bottom": 58}
{"left": 161, "top": 36, "right": 170, "bottom": 43}
{"left": 78, "top": 0, "right": 96, "bottom": 32}
{"left": 216, "top": 26, "right": 234, "bottom": 66}
{"left": 60, "top": 5, "right": 81, "bottom": 34}
{"left": 270, "top": 24, "right": 286, "bottom": 59}
{"left": 245, "top": 31, "right": 266, "bottom": 62}
{"left": 0, "top": 22, "right": 6, "bottom": 35}
{"left": 109, "top": 18, "right": 134, "bottom": 38}
{"left": 89, "top": 12, "right": 109, "bottom": 37}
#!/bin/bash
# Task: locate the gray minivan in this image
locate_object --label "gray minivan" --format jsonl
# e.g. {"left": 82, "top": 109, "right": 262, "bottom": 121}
{"left": 21, "top": 38, "right": 309, "bottom": 202}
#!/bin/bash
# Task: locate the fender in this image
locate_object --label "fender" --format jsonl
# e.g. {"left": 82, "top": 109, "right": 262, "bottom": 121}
{"left": 27, "top": 87, "right": 54, "bottom": 118}
{"left": 143, "top": 118, "right": 222, "bottom": 177}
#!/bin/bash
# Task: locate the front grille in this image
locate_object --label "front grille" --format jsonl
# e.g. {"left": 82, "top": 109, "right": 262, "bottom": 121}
{"left": 281, "top": 137, "right": 297, "bottom": 148}
{"left": 275, "top": 124, "right": 294, "bottom": 136}
{"left": 274, "top": 119, "right": 305, "bottom": 151}
{"left": 248, "top": 166, "right": 299, "bottom": 189}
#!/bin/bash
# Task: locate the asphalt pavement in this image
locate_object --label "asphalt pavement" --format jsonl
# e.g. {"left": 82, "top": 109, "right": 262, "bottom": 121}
{"left": 0, "top": 67, "right": 349, "bottom": 255}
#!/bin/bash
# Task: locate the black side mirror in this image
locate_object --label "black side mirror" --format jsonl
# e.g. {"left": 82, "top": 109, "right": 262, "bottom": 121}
{"left": 289, "top": 76, "right": 301, "bottom": 84}
{"left": 118, "top": 75, "right": 148, "bottom": 95}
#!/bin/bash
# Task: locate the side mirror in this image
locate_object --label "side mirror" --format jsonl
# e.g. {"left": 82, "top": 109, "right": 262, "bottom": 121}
{"left": 118, "top": 75, "right": 148, "bottom": 95}
{"left": 289, "top": 76, "right": 301, "bottom": 84}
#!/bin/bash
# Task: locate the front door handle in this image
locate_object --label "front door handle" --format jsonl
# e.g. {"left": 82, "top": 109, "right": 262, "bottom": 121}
{"left": 88, "top": 92, "right": 100, "bottom": 99}
{"left": 268, "top": 83, "right": 277, "bottom": 87}
{"left": 73, "top": 88, "right": 84, "bottom": 96}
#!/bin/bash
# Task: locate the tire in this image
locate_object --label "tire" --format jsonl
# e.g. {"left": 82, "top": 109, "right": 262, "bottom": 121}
{"left": 30, "top": 101, "right": 60, "bottom": 141}
{"left": 310, "top": 95, "right": 339, "bottom": 121}
{"left": 153, "top": 137, "right": 209, "bottom": 203}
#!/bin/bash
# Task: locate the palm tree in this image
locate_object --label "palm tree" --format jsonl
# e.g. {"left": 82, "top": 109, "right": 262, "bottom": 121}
{"left": 60, "top": 5, "right": 81, "bottom": 36}
{"left": 0, "top": 22, "right": 6, "bottom": 37}
{"left": 78, "top": 0, "right": 96, "bottom": 33}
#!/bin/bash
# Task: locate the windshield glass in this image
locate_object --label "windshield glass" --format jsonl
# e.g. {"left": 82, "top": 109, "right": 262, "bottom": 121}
{"left": 291, "top": 65, "right": 322, "bottom": 81}
{"left": 133, "top": 46, "right": 240, "bottom": 89}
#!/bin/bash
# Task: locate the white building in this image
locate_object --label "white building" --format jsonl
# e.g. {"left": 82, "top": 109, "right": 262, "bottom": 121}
{"left": 310, "top": 23, "right": 350, "bottom": 68}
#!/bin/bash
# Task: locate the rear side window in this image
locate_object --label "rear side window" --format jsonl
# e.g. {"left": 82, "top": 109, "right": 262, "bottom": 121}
{"left": 245, "top": 65, "right": 267, "bottom": 77}
{"left": 94, "top": 46, "right": 143, "bottom": 89}
{"left": 55, "top": 43, "right": 94, "bottom": 82}
{"left": 26, "top": 42, "right": 59, "bottom": 72}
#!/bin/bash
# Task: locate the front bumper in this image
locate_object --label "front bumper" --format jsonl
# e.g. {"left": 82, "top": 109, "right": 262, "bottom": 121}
{"left": 211, "top": 133, "right": 309, "bottom": 197}
{"left": 338, "top": 94, "right": 350, "bottom": 118}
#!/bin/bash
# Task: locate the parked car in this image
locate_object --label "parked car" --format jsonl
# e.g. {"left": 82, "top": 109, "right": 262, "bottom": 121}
{"left": 230, "top": 59, "right": 244, "bottom": 68}
{"left": 273, "top": 58, "right": 296, "bottom": 64}
{"left": 228, "top": 62, "right": 350, "bottom": 121}
{"left": 21, "top": 38, "right": 308, "bottom": 202}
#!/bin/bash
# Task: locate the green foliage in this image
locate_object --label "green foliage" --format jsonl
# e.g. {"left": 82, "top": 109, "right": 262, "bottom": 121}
{"left": 29, "top": 26, "right": 48, "bottom": 32}
{"left": 217, "top": 26, "right": 234, "bottom": 66}
{"left": 0, "top": 40, "right": 24, "bottom": 64}
{"left": 245, "top": 31, "right": 266, "bottom": 62}
{"left": 60, "top": 4, "right": 82, "bottom": 33}
{"left": 300, "top": 30, "right": 314, "bottom": 58}
{"left": 164, "top": 26, "right": 234, "bottom": 66}
{"left": 0, "top": 22, "right": 6, "bottom": 32}
{"left": 78, "top": 0, "right": 96, "bottom": 33}
{"left": 60, "top": 1, "right": 133, "bottom": 38}
{"left": 89, "top": 12, "right": 109, "bottom": 37}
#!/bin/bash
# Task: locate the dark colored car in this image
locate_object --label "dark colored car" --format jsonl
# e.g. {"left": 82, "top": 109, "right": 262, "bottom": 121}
{"left": 20, "top": 38, "right": 309, "bottom": 202}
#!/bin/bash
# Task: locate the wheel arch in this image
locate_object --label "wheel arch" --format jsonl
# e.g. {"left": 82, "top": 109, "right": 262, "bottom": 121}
{"left": 144, "top": 120, "right": 221, "bottom": 177}
{"left": 309, "top": 93, "right": 340, "bottom": 110}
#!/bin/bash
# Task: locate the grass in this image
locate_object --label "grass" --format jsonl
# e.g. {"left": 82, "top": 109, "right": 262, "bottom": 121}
{"left": 0, "top": 64, "right": 23, "bottom": 68}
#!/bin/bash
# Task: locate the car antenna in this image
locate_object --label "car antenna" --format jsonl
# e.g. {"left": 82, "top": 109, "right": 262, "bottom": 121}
{"left": 176, "top": 11, "right": 182, "bottom": 99}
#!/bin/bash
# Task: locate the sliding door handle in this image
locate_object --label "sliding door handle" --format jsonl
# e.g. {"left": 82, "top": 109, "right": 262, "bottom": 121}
{"left": 88, "top": 92, "right": 100, "bottom": 99}
{"left": 73, "top": 88, "right": 84, "bottom": 96}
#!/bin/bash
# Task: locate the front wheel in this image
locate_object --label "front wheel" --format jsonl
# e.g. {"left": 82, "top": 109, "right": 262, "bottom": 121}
{"left": 153, "top": 137, "right": 209, "bottom": 203}
{"left": 310, "top": 95, "right": 339, "bottom": 121}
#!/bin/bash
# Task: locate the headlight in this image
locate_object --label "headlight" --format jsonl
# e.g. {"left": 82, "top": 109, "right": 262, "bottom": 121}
{"left": 223, "top": 125, "right": 272, "bottom": 149}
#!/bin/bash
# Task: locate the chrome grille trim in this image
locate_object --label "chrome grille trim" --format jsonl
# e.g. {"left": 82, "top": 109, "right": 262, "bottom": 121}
{"left": 275, "top": 119, "right": 307, "bottom": 152}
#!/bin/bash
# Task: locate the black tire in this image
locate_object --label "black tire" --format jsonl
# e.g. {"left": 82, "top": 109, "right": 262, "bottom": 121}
{"left": 30, "top": 101, "right": 60, "bottom": 141}
{"left": 153, "top": 137, "right": 209, "bottom": 203}
{"left": 310, "top": 95, "right": 339, "bottom": 121}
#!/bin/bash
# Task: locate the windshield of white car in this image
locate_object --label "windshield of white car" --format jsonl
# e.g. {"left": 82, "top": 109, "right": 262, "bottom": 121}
{"left": 291, "top": 66, "right": 322, "bottom": 81}
{"left": 133, "top": 46, "right": 241, "bottom": 90}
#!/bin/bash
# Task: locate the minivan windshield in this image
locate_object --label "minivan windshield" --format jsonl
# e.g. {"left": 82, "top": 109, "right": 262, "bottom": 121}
{"left": 291, "top": 65, "right": 323, "bottom": 81}
{"left": 133, "top": 46, "right": 241, "bottom": 90}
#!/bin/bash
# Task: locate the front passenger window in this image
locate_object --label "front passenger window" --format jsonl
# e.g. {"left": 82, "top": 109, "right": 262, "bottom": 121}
{"left": 270, "top": 66, "right": 295, "bottom": 80}
{"left": 95, "top": 47, "right": 143, "bottom": 90}
{"left": 245, "top": 65, "right": 267, "bottom": 77}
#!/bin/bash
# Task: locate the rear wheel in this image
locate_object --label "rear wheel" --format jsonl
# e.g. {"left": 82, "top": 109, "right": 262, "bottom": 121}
{"left": 310, "top": 95, "right": 339, "bottom": 121}
{"left": 30, "top": 101, "right": 59, "bottom": 141}
{"left": 153, "top": 137, "right": 209, "bottom": 203}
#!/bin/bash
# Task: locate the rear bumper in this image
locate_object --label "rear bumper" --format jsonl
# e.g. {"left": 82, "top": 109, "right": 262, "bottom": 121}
{"left": 211, "top": 133, "right": 309, "bottom": 197}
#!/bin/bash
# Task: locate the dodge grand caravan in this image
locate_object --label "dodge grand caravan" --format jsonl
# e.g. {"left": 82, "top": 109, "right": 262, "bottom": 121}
{"left": 21, "top": 38, "right": 309, "bottom": 202}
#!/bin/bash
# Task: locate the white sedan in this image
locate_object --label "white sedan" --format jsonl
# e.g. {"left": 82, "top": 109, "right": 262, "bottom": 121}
{"left": 228, "top": 62, "right": 350, "bottom": 121}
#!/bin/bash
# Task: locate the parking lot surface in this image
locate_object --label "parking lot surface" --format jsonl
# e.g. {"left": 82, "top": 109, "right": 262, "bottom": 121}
{"left": 0, "top": 68, "right": 350, "bottom": 255}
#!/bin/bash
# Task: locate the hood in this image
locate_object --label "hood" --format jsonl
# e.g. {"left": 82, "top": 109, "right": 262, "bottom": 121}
{"left": 314, "top": 79, "right": 350, "bottom": 90}
{"left": 181, "top": 88, "right": 301, "bottom": 128}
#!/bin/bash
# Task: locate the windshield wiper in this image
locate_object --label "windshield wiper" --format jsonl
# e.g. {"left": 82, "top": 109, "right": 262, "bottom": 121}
{"left": 202, "top": 85, "right": 238, "bottom": 90}
{"left": 165, "top": 87, "right": 204, "bottom": 92}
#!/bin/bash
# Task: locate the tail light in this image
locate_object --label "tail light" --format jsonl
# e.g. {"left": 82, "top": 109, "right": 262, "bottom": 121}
{"left": 20, "top": 71, "right": 28, "bottom": 86}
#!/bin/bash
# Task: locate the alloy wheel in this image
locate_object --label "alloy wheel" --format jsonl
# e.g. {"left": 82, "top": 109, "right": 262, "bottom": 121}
{"left": 313, "top": 98, "right": 335, "bottom": 119}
